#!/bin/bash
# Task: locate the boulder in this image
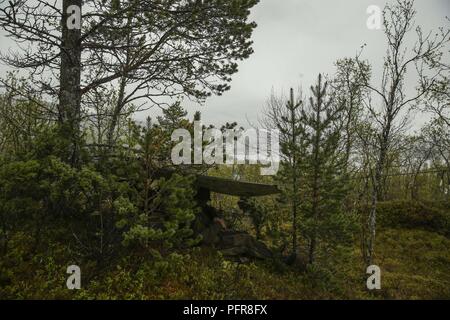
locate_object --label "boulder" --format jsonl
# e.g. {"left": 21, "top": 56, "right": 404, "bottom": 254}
{"left": 218, "top": 231, "right": 273, "bottom": 260}
{"left": 192, "top": 204, "right": 273, "bottom": 260}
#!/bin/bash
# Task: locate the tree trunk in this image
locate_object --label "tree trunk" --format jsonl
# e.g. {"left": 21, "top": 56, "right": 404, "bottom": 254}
{"left": 106, "top": 16, "right": 133, "bottom": 147}
{"left": 60, "top": 0, "right": 82, "bottom": 166}
{"left": 308, "top": 236, "right": 316, "bottom": 265}
{"left": 366, "top": 136, "right": 388, "bottom": 266}
{"left": 290, "top": 89, "right": 299, "bottom": 259}
{"left": 106, "top": 75, "right": 127, "bottom": 147}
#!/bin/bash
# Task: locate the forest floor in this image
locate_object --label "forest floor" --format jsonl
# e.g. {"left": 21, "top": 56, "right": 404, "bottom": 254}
{"left": 1, "top": 212, "right": 449, "bottom": 299}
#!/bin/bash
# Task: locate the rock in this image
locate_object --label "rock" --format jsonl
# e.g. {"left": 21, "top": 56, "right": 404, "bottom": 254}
{"left": 192, "top": 204, "right": 272, "bottom": 260}
{"left": 213, "top": 217, "right": 227, "bottom": 230}
{"left": 197, "top": 212, "right": 228, "bottom": 245}
{"left": 284, "top": 251, "right": 308, "bottom": 271}
{"left": 201, "top": 223, "right": 225, "bottom": 245}
{"left": 218, "top": 231, "right": 273, "bottom": 260}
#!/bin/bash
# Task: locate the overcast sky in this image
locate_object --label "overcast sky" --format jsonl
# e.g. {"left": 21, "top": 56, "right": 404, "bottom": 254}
{"left": 0, "top": 0, "right": 448, "bottom": 128}
{"left": 182, "top": 0, "right": 449, "bottom": 128}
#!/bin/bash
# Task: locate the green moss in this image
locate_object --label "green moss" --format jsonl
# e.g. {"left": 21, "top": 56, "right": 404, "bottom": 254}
{"left": 372, "top": 228, "right": 450, "bottom": 299}
{"left": 376, "top": 200, "right": 450, "bottom": 236}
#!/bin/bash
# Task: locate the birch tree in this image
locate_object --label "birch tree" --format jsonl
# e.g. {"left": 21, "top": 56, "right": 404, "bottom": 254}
{"left": 356, "top": 0, "right": 450, "bottom": 266}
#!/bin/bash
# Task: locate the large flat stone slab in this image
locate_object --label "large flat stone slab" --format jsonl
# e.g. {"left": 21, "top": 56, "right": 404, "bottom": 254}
{"left": 196, "top": 175, "right": 280, "bottom": 197}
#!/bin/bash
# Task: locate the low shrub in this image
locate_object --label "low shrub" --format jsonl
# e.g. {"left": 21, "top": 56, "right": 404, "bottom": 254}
{"left": 376, "top": 200, "right": 450, "bottom": 236}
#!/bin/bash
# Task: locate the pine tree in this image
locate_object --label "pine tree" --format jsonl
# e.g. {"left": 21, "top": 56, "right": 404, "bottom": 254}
{"left": 270, "top": 88, "right": 306, "bottom": 260}
{"left": 299, "top": 74, "right": 354, "bottom": 265}
{"left": 115, "top": 102, "right": 200, "bottom": 256}
{"left": 157, "top": 102, "right": 190, "bottom": 134}
{"left": 119, "top": 173, "right": 200, "bottom": 255}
